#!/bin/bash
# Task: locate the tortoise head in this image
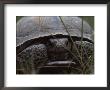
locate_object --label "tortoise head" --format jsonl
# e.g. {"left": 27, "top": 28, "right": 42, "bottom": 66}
{"left": 49, "top": 38, "right": 69, "bottom": 48}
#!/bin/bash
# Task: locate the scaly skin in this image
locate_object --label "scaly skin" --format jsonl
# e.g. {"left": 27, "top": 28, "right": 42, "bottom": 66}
{"left": 16, "top": 37, "right": 93, "bottom": 74}
{"left": 17, "top": 44, "right": 48, "bottom": 74}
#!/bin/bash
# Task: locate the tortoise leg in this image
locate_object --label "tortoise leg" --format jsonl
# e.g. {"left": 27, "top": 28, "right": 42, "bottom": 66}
{"left": 16, "top": 44, "right": 48, "bottom": 74}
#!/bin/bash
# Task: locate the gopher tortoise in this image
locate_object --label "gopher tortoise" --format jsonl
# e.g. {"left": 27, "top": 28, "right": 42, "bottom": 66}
{"left": 16, "top": 16, "right": 94, "bottom": 74}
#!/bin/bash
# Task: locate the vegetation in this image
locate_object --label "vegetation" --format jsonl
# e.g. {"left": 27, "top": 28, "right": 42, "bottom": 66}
{"left": 16, "top": 16, "right": 94, "bottom": 74}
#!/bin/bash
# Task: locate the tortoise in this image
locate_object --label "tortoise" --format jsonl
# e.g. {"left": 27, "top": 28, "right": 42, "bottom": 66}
{"left": 16, "top": 16, "right": 94, "bottom": 74}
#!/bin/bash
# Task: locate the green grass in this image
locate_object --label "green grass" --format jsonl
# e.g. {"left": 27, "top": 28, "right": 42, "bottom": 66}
{"left": 16, "top": 16, "right": 23, "bottom": 23}
{"left": 79, "top": 16, "right": 94, "bottom": 29}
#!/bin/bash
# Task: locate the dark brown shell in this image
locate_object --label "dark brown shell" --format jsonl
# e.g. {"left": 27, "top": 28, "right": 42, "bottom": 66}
{"left": 16, "top": 16, "right": 94, "bottom": 47}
